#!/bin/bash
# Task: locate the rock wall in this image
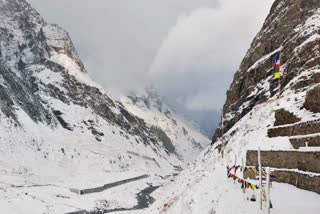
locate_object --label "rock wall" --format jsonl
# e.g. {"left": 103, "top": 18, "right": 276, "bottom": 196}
{"left": 290, "top": 136, "right": 320, "bottom": 149}
{"left": 268, "top": 119, "right": 320, "bottom": 137}
{"left": 212, "top": 0, "right": 320, "bottom": 143}
{"left": 244, "top": 170, "right": 320, "bottom": 193}
{"left": 246, "top": 150, "right": 320, "bottom": 173}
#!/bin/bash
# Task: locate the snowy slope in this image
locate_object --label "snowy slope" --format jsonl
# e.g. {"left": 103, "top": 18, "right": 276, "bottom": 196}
{"left": 147, "top": 89, "right": 320, "bottom": 214}
{"left": 121, "top": 87, "right": 210, "bottom": 162}
{"left": 143, "top": 0, "right": 320, "bottom": 213}
{"left": 0, "top": 0, "right": 195, "bottom": 213}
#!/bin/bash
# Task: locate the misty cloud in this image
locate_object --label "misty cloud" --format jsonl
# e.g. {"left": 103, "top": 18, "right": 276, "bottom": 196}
{"left": 27, "top": 0, "right": 219, "bottom": 94}
{"left": 149, "top": 0, "right": 274, "bottom": 111}
{"left": 27, "top": 0, "right": 274, "bottom": 134}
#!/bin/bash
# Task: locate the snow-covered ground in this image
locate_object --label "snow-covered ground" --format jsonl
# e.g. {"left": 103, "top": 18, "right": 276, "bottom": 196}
{"left": 143, "top": 88, "right": 320, "bottom": 214}
{"left": 0, "top": 107, "right": 176, "bottom": 213}
{"left": 0, "top": 1, "right": 209, "bottom": 212}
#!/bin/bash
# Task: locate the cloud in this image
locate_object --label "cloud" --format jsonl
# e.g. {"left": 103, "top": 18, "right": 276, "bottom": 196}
{"left": 27, "top": 0, "right": 219, "bottom": 94}
{"left": 185, "top": 91, "right": 219, "bottom": 111}
{"left": 27, "top": 0, "right": 274, "bottom": 130}
{"left": 149, "top": 0, "right": 274, "bottom": 111}
{"left": 150, "top": 0, "right": 274, "bottom": 77}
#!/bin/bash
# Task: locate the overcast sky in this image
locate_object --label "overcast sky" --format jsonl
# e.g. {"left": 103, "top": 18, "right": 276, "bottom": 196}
{"left": 27, "top": 0, "right": 274, "bottom": 134}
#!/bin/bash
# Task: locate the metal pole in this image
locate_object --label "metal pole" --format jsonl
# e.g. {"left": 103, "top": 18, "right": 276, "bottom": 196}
{"left": 278, "top": 76, "right": 281, "bottom": 98}
{"left": 258, "top": 148, "right": 262, "bottom": 210}
{"left": 234, "top": 154, "right": 237, "bottom": 184}
{"left": 278, "top": 53, "right": 281, "bottom": 99}
{"left": 266, "top": 167, "right": 271, "bottom": 214}
{"left": 242, "top": 158, "right": 245, "bottom": 194}
{"left": 221, "top": 110, "right": 224, "bottom": 158}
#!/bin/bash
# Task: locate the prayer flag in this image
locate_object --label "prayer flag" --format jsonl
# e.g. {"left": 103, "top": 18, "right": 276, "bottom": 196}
{"left": 274, "top": 52, "right": 281, "bottom": 79}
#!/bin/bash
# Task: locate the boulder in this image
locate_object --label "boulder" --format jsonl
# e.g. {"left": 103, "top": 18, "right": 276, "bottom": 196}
{"left": 304, "top": 85, "right": 320, "bottom": 113}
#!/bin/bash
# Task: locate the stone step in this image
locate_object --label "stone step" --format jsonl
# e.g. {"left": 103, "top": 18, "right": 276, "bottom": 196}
{"left": 246, "top": 150, "right": 320, "bottom": 173}
{"left": 289, "top": 135, "right": 320, "bottom": 149}
{"left": 244, "top": 169, "right": 320, "bottom": 194}
{"left": 268, "top": 119, "right": 320, "bottom": 138}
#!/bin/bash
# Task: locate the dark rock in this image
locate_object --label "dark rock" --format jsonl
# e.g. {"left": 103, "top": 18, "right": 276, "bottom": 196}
{"left": 274, "top": 109, "right": 301, "bottom": 126}
{"left": 212, "top": 0, "right": 320, "bottom": 143}
{"left": 304, "top": 85, "right": 320, "bottom": 113}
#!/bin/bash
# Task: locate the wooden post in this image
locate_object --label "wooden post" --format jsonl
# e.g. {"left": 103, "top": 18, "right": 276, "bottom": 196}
{"left": 221, "top": 110, "right": 224, "bottom": 158}
{"left": 258, "top": 148, "right": 262, "bottom": 210}
{"left": 266, "top": 167, "right": 271, "bottom": 214}
{"left": 278, "top": 51, "right": 281, "bottom": 99}
{"left": 242, "top": 158, "right": 245, "bottom": 194}
{"left": 234, "top": 154, "right": 237, "bottom": 184}
{"left": 278, "top": 76, "right": 281, "bottom": 99}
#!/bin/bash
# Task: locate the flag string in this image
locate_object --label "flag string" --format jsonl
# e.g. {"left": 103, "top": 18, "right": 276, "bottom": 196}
{"left": 227, "top": 165, "right": 277, "bottom": 191}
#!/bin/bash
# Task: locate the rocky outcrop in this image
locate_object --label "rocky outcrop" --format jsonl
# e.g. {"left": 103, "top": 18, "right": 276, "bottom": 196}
{"left": 274, "top": 109, "right": 301, "bottom": 126}
{"left": 213, "top": 0, "right": 320, "bottom": 143}
{"left": 304, "top": 85, "right": 320, "bottom": 113}
{"left": 0, "top": 0, "right": 176, "bottom": 157}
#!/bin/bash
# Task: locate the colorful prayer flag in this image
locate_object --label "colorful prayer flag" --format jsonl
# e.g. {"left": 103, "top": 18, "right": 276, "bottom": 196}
{"left": 274, "top": 52, "right": 281, "bottom": 79}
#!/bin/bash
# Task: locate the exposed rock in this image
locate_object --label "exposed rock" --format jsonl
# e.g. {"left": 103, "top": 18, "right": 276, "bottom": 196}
{"left": 213, "top": 0, "right": 320, "bottom": 142}
{"left": 304, "top": 85, "right": 320, "bottom": 113}
{"left": 291, "top": 73, "right": 320, "bottom": 91}
{"left": 0, "top": 0, "right": 177, "bottom": 159}
{"left": 274, "top": 109, "right": 301, "bottom": 126}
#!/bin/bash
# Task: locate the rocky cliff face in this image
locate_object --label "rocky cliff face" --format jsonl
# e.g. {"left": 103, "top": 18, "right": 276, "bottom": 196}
{"left": 0, "top": 0, "right": 180, "bottom": 156}
{"left": 1, "top": 0, "right": 207, "bottom": 212}
{"left": 213, "top": 0, "right": 320, "bottom": 142}
{"left": 149, "top": 1, "right": 320, "bottom": 213}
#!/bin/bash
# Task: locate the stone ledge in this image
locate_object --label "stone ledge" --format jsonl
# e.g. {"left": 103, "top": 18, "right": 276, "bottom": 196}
{"left": 244, "top": 169, "right": 320, "bottom": 194}
{"left": 246, "top": 150, "right": 320, "bottom": 173}
{"left": 268, "top": 119, "right": 320, "bottom": 137}
{"left": 290, "top": 135, "right": 320, "bottom": 149}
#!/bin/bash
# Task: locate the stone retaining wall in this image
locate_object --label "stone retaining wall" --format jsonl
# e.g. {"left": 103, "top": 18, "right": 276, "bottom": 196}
{"left": 289, "top": 136, "right": 320, "bottom": 149}
{"left": 244, "top": 170, "right": 320, "bottom": 194}
{"left": 246, "top": 150, "right": 320, "bottom": 173}
{"left": 268, "top": 119, "right": 320, "bottom": 137}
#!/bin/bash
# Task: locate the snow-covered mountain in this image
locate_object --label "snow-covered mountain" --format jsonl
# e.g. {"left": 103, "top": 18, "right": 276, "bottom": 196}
{"left": 121, "top": 87, "right": 210, "bottom": 162}
{"left": 146, "top": 0, "right": 320, "bottom": 213}
{"left": 0, "top": 0, "right": 208, "bottom": 213}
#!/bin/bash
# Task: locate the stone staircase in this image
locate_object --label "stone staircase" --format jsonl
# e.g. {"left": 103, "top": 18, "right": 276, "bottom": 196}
{"left": 245, "top": 118, "right": 320, "bottom": 194}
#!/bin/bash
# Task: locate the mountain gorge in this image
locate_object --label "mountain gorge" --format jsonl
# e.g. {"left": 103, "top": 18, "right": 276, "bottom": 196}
{"left": 149, "top": 0, "right": 320, "bottom": 213}
{"left": 121, "top": 87, "right": 210, "bottom": 162}
{"left": 1, "top": 0, "right": 320, "bottom": 213}
{"left": 0, "top": 0, "right": 209, "bottom": 212}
